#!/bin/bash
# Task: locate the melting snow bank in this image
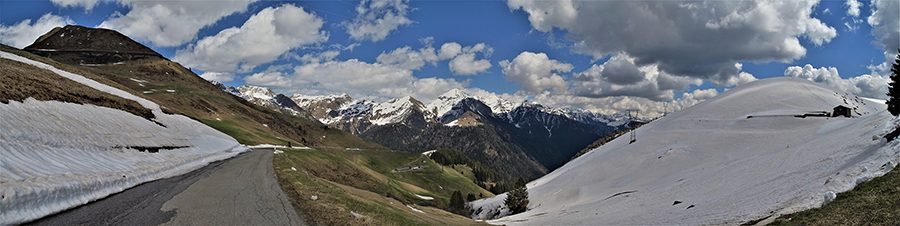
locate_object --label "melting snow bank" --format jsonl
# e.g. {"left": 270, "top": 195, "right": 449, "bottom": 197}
{"left": 246, "top": 144, "right": 311, "bottom": 149}
{"left": 0, "top": 50, "right": 247, "bottom": 225}
{"left": 470, "top": 78, "right": 900, "bottom": 225}
{"left": 414, "top": 194, "right": 435, "bottom": 200}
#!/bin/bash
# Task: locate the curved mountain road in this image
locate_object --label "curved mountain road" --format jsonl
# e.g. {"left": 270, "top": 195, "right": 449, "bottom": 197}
{"left": 27, "top": 149, "right": 305, "bottom": 226}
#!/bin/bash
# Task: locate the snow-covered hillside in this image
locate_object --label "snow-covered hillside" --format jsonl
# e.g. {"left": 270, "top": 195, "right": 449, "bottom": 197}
{"left": 0, "top": 51, "right": 246, "bottom": 225}
{"left": 470, "top": 77, "right": 899, "bottom": 225}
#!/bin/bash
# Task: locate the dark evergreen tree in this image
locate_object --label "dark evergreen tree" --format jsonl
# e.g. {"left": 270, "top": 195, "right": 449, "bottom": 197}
{"left": 887, "top": 49, "right": 900, "bottom": 116}
{"left": 450, "top": 190, "right": 465, "bottom": 211}
{"left": 504, "top": 177, "right": 529, "bottom": 214}
{"left": 466, "top": 193, "right": 477, "bottom": 202}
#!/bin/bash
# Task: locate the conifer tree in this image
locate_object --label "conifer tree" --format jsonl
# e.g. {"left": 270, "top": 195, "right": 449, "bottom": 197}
{"left": 450, "top": 190, "right": 464, "bottom": 211}
{"left": 504, "top": 177, "right": 529, "bottom": 214}
{"left": 887, "top": 49, "right": 900, "bottom": 116}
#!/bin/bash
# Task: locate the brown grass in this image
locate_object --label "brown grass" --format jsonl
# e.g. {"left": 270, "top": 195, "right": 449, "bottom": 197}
{"left": 0, "top": 57, "right": 154, "bottom": 120}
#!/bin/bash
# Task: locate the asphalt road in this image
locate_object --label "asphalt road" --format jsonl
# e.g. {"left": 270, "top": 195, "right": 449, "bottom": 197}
{"left": 27, "top": 149, "right": 305, "bottom": 226}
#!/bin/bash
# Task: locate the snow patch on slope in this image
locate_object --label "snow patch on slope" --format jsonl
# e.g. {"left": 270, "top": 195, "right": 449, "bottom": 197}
{"left": 0, "top": 51, "right": 246, "bottom": 225}
{"left": 471, "top": 77, "right": 899, "bottom": 225}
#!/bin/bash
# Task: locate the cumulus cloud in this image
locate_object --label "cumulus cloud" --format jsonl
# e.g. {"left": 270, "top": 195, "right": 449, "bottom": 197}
{"left": 784, "top": 64, "right": 890, "bottom": 99}
{"left": 199, "top": 72, "right": 236, "bottom": 82}
{"left": 438, "top": 42, "right": 462, "bottom": 60}
{"left": 449, "top": 53, "right": 492, "bottom": 75}
{"left": 499, "top": 52, "right": 572, "bottom": 95}
{"left": 376, "top": 46, "right": 432, "bottom": 70}
{"left": 50, "top": 0, "right": 100, "bottom": 10}
{"left": 0, "top": 14, "right": 72, "bottom": 48}
{"left": 448, "top": 43, "right": 493, "bottom": 75}
{"left": 570, "top": 57, "right": 703, "bottom": 101}
{"left": 298, "top": 51, "right": 340, "bottom": 64}
{"left": 844, "top": 0, "right": 862, "bottom": 17}
{"left": 98, "top": 0, "right": 257, "bottom": 47}
{"left": 600, "top": 53, "right": 644, "bottom": 85}
{"left": 674, "top": 88, "right": 720, "bottom": 110}
{"left": 845, "top": 0, "right": 861, "bottom": 17}
{"left": 173, "top": 4, "right": 328, "bottom": 73}
{"left": 532, "top": 90, "right": 718, "bottom": 119}
{"left": 343, "top": 0, "right": 413, "bottom": 42}
{"left": 377, "top": 41, "right": 493, "bottom": 75}
{"left": 868, "top": 0, "right": 899, "bottom": 60}
{"left": 507, "top": 0, "right": 836, "bottom": 86}
{"left": 244, "top": 57, "right": 468, "bottom": 103}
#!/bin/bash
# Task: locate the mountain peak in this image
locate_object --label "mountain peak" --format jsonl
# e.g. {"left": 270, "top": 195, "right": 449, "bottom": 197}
{"left": 439, "top": 88, "right": 469, "bottom": 99}
{"left": 236, "top": 85, "right": 276, "bottom": 100}
{"left": 23, "top": 25, "right": 165, "bottom": 65}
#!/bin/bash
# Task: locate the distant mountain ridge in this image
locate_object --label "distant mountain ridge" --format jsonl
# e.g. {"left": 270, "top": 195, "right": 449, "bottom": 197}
{"left": 217, "top": 84, "right": 640, "bottom": 180}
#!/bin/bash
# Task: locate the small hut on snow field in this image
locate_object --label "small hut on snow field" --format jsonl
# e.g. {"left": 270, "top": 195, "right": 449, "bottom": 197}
{"left": 832, "top": 105, "right": 852, "bottom": 117}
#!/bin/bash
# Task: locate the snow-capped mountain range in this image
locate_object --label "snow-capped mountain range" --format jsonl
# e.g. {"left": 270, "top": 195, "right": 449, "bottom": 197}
{"left": 213, "top": 84, "right": 640, "bottom": 179}
{"left": 216, "top": 85, "right": 640, "bottom": 131}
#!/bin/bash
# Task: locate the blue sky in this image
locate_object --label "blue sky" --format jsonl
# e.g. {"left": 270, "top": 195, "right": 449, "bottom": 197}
{"left": 1, "top": 0, "right": 897, "bottom": 116}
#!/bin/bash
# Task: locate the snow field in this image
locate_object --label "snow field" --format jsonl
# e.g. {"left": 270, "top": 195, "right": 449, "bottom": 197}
{"left": 471, "top": 77, "right": 899, "bottom": 225}
{"left": 0, "top": 50, "right": 247, "bottom": 225}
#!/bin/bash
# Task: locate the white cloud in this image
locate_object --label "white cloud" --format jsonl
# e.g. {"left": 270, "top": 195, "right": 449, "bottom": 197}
{"left": 343, "top": 0, "right": 413, "bottom": 42}
{"left": 244, "top": 57, "right": 468, "bottom": 103}
{"left": 173, "top": 4, "right": 328, "bottom": 73}
{"left": 50, "top": 0, "right": 100, "bottom": 10}
{"left": 570, "top": 57, "right": 703, "bottom": 101}
{"left": 98, "top": 0, "right": 257, "bottom": 47}
{"left": 376, "top": 41, "right": 493, "bottom": 75}
{"left": 298, "top": 51, "right": 340, "bottom": 64}
{"left": 674, "top": 88, "right": 720, "bottom": 110}
{"left": 449, "top": 53, "right": 492, "bottom": 75}
{"left": 448, "top": 43, "right": 493, "bottom": 75}
{"left": 376, "top": 46, "right": 432, "bottom": 70}
{"left": 499, "top": 51, "right": 572, "bottom": 95}
{"left": 599, "top": 53, "right": 644, "bottom": 85}
{"left": 530, "top": 86, "right": 719, "bottom": 118}
{"left": 199, "top": 72, "right": 236, "bottom": 82}
{"left": 0, "top": 14, "right": 72, "bottom": 48}
{"left": 845, "top": 0, "right": 861, "bottom": 17}
{"left": 868, "top": 0, "right": 899, "bottom": 60}
{"left": 784, "top": 64, "right": 890, "bottom": 99}
{"left": 438, "top": 42, "right": 462, "bottom": 60}
{"left": 507, "top": 0, "right": 836, "bottom": 86}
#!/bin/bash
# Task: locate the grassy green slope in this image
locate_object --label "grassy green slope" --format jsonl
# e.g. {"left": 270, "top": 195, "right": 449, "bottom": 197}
{"left": 1, "top": 44, "right": 384, "bottom": 149}
{"left": 274, "top": 147, "right": 492, "bottom": 225}
{"left": 766, "top": 167, "right": 899, "bottom": 225}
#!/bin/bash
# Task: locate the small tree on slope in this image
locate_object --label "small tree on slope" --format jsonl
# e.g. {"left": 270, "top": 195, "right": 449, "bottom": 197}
{"left": 886, "top": 49, "right": 900, "bottom": 142}
{"left": 888, "top": 49, "right": 900, "bottom": 116}
{"left": 505, "top": 177, "right": 529, "bottom": 214}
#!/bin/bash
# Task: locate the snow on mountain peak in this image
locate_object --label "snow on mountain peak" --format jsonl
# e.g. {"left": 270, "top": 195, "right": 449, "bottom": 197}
{"left": 427, "top": 89, "right": 520, "bottom": 118}
{"left": 370, "top": 96, "right": 428, "bottom": 125}
{"left": 291, "top": 93, "right": 354, "bottom": 109}
{"left": 236, "top": 85, "right": 276, "bottom": 100}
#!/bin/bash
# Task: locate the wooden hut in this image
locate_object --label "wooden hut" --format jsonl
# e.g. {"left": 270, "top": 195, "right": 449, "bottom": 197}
{"left": 832, "top": 105, "right": 852, "bottom": 117}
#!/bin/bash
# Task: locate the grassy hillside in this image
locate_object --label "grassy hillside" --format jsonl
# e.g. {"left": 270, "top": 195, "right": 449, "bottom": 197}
{"left": 273, "top": 147, "right": 492, "bottom": 225}
{"left": 1, "top": 44, "right": 384, "bottom": 149}
{"left": 766, "top": 166, "right": 899, "bottom": 225}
